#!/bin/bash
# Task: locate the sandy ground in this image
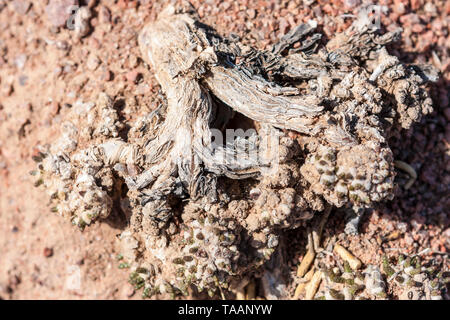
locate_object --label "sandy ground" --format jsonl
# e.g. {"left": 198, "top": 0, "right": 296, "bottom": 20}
{"left": 0, "top": 0, "right": 448, "bottom": 299}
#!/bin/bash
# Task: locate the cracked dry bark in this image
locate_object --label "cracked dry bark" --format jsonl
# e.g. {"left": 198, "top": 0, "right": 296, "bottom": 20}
{"left": 33, "top": 4, "right": 438, "bottom": 298}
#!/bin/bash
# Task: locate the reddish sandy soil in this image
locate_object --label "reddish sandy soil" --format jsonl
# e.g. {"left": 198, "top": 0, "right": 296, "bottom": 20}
{"left": 0, "top": 0, "right": 448, "bottom": 299}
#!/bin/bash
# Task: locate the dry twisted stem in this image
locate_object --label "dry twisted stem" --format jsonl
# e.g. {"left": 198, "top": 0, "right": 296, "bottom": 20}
{"left": 33, "top": 3, "right": 437, "bottom": 298}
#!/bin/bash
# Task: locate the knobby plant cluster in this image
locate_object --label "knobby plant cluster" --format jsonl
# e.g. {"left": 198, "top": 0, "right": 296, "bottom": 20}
{"left": 33, "top": 3, "right": 441, "bottom": 299}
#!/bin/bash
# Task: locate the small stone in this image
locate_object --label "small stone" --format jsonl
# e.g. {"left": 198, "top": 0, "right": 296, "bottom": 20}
{"left": 12, "top": 0, "right": 31, "bottom": 15}
{"left": 55, "top": 40, "right": 70, "bottom": 51}
{"left": 136, "top": 82, "right": 150, "bottom": 95}
{"left": 9, "top": 275, "right": 21, "bottom": 287}
{"left": 400, "top": 13, "right": 420, "bottom": 26}
{"left": 416, "top": 30, "right": 434, "bottom": 51}
{"left": 117, "top": 0, "right": 133, "bottom": 9}
{"left": 223, "top": 2, "right": 231, "bottom": 11}
{"left": 18, "top": 75, "right": 28, "bottom": 86}
{"left": 123, "top": 283, "right": 135, "bottom": 297}
{"left": 90, "top": 16, "right": 98, "bottom": 27}
{"left": 100, "top": 69, "right": 112, "bottom": 82}
{"left": 343, "top": 0, "right": 360, "bottom": 9}
{"left": 126, "top": 70, "right": 141, "bottom": 83}
{"left": 99, "top": 6, "right": 111, "bottom": 24}
{"left": 410, "top": 0, "right": 423, "bottom": 11}
{"left": 247, "top": 9, "right": 256, "bottom": 19}
{"left": 63, "top": 64, "right": 74, "bottom": 74}
{"left": 2, "top": 83, "right": 13, "bottom": 96}
{"left": 87, "top": 53, "right": 100, "bottom": 70}
{"left": 73, "top": 6, "right": 92, "bottom": 38}
{"left": 312, "top": 5, "right": 323, "bottom": 18}
{"left": 50, "top": 26, "right": 60, "bottom": 34}
{"left": 129, "top": 55, "right": 139, "bottom": 68}
{"left": 89, "top": 37, "right": 101, "bottom": 50}
{"left": 45, "top": 0, "right": 79, "bottom": 28}
{"left": 249, "top": 188, "right": 261, "bottom": 200}
{"left": 87, "top": 0, "right": 97, "bottom": 8}
{"left": 431, "top": 20, "right": 443, "bottom": 35}
{"left": 412, "top": 24, "right": 424, "bottom": 33}
{"left": 278, "top": 18, "right": 290, "bottom": 36}
{"left": 423, "top": 2, "right": 437, "bottom": 16}
{"left": 404, "top": 233, "right": 415, "bottom": 246}
{"left": 393, "top": 1, "right": 406, "bottom": 15}
{"left": 50, "top": 101, "right": 60, "bottom": 116}
{"left": 14, "top": 54, "right": 27, "bottom": 70}
{"left": 43, "top": 247, "right": 54, "bottom": 258}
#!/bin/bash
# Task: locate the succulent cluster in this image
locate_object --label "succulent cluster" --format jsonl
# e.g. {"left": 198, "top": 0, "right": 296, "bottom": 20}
{"left": 301, "top": 143, "right": 395, "bottom": 208}
{"left": 33, "top": 3, "right": 438, "bottom": 298}
{"left": 319, "top": 263, "right": 386, "bottom": 300}
{"left": 32, "top": 93, "right": 125, "bottom": 229}
{"left": 382, "top": 254, "right": 447, "bottom": 300}
{"left": 313, "top": 252, "right": 448, "bottom": 300}
{"left": 316, "top": 260, "right": 389, "bottom": 300}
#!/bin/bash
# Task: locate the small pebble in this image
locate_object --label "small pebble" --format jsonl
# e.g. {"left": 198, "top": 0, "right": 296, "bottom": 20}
{"left": 14, "top": 54, "right": 27, "bottom": 70}
{"left": 99, "top": 6, "right": 111, "bottom": 24}
{"left": 2, "top": 84, "right": 14, "bottom": 96}
{"left": 394, "top": 1, "right": 406, "bottom": 15}
{"left": 126, "top": 70, "right": 141, "bottom": 83}
{"left": 343, "top": 0, "right": 360, "bottom": 9}
{"left": 87, "top": 0, "right": 97, "bottom": 8}
{"left": 56, "top": 40, "right": 70, "bottom": 51}
{"left": 423, "top": 2, "right": 437, "bottom": 16}
{"left": 247, "top": 9, "right": 256, "bottom": 19}
{"left": 129, "top": 55, "right": 139, "bottom": 68}
{"left": 100, "top": 69, "right": 113, "bottom": 82}
{"left": 43, "top": 247, "right": 54, "bottom": 258}
{"left": 50, "top": 101, "right": 60, "bottom": 116}
{"left": 123, "top": 284, "right": 135, "bottom": 298}
{"left": 87, "top": 53, "right": 100, "bottom": 71}
{"left": 12, "top": 0, "right": 31, "bottom": 15}
{"left": 53, "top": 66, "right": 63, "bottom": 77}
{"left": 412, "top": 24, "right": 424, "bottom": 33}
{"left": 45, "top": 0, "right": 79, "bottom": 28}
{"left": 18, "top": 75, "right": 28, "bottom": 86}
{"left": 410, "top": 0, "right": 423, "bottom": 11}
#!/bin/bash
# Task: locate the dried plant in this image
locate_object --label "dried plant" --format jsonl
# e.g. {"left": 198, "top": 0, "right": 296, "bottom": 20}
{"left": 33, "top": 3, "right": 438, "bottom": 298}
